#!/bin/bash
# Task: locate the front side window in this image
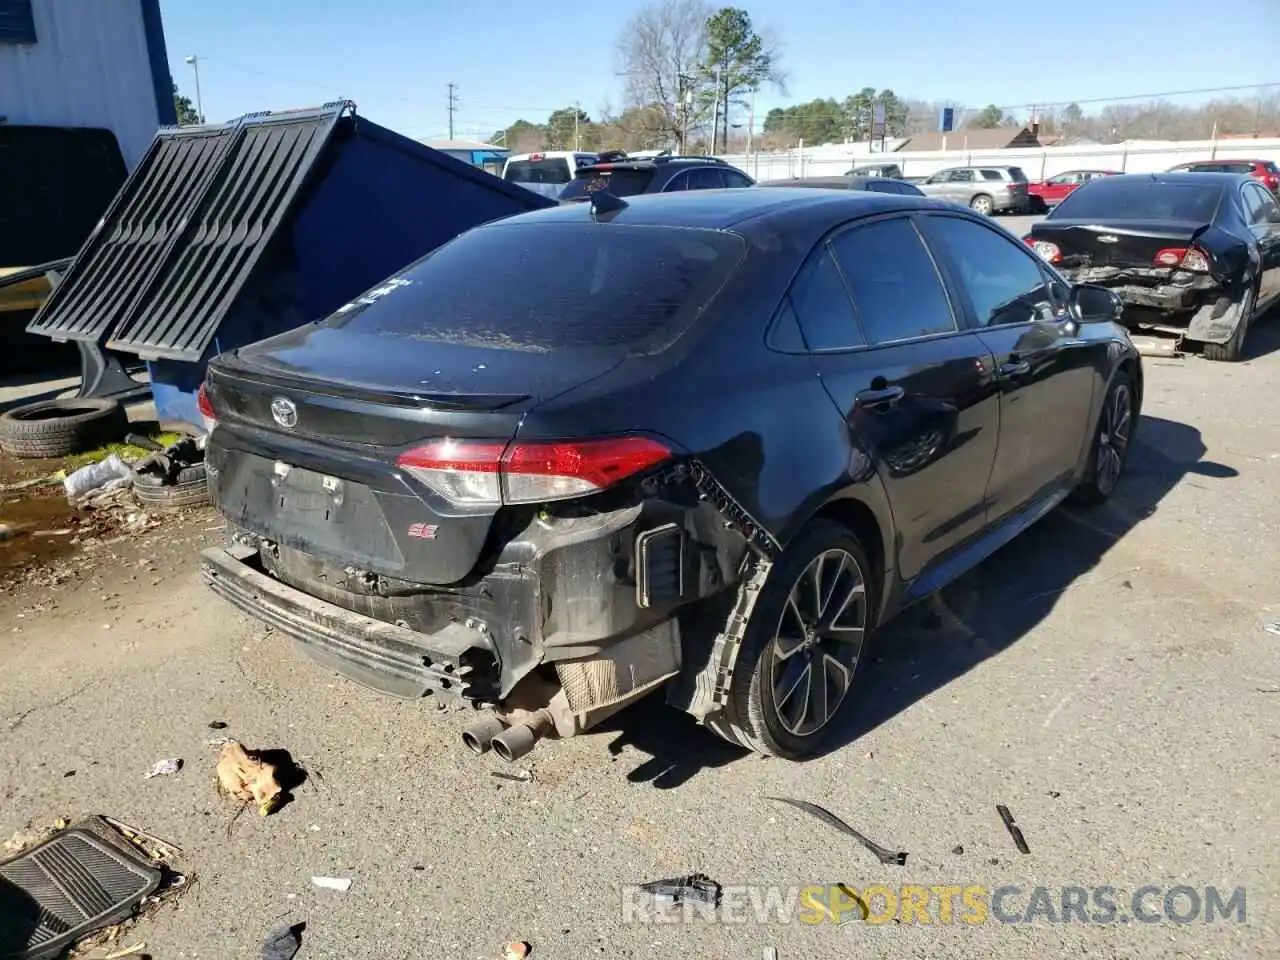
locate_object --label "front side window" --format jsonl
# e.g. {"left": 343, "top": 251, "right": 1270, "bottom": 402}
{"left": 924, "top": 216, "right": 1058, "bottom": 328}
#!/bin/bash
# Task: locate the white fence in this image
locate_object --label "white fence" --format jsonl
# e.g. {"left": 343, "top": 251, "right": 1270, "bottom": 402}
{"left": 720, "top": 137, "right": 1280, "bottom": 183}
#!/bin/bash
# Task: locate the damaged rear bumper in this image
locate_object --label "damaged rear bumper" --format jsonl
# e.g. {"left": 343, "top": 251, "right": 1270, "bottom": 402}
{"left": 1058, "top": 266, "right": 1244, "bottom": 344}
{"left": 201, "top": 543, "right": 481, "bottom": 700}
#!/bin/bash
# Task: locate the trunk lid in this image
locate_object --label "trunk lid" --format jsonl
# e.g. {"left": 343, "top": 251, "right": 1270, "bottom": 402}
{"left": 1030, "top": 219, "right": 1208, "bottom": 269}
{"left": 205, "top": 330, "right": 625, "bottom": 585}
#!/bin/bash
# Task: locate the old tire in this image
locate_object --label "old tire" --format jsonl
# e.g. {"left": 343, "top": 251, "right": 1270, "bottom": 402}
{"left": 970, "top": 193, "right": 994, "bottom": 216}
{"left": 1201, "top": 287, "right": 1255, "bottom": 362}
{"left": 0, "top": 398, "right": 127, "bottom": 459}
{"left": 709, "top": 520, "right": 876, "bottom": 759}
{"left": 133, "top": 463, "right": 210, "bottom": 509}
{"left": 1070, "top": 370, "right": 1135, "bottom": 507}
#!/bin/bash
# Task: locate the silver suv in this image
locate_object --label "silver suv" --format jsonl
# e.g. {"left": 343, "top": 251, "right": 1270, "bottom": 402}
{"left": 916, "top": 165, "right": 1031, "bottom": 215}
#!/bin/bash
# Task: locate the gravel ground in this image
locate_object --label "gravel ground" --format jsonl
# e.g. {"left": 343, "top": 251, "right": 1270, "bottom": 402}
{"left": 2, "top": 319, "right": 1278, "bottom": 960}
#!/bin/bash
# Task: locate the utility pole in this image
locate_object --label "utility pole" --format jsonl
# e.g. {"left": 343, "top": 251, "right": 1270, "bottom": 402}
{"left": 711, "top": 63, "right": 722, "bottom": 154}
{"left": 746, "top": 86, "right": 755, "bottom": 157}
{"left": 184, "top": 55, "right": 203, "bottom": 122}
{"left": 574, "top": 100, "right": 581, "bottom": 151}
{"left": 446, "top": 83, "right": 458, "bottom": 140}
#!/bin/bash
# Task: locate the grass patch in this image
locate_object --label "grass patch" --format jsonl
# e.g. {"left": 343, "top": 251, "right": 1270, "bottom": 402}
{"left": 66, "top": 432, "right": 183, "bottom": 470}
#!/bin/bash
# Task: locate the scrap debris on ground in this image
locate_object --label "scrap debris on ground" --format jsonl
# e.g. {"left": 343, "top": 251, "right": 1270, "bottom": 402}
{"left": 768, "top": 797, "right": 909, "bottom": 866}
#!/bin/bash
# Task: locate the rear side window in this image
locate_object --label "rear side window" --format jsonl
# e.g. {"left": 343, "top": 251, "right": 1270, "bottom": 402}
{"left": 503, "top": 158, "right": 572, "bottom": 185}
{"left": 723, "top": 170, "right": 754, "bottom": 188}
{"left": 1243, "top": 184, "right": 1277, "bottom": 224}
{"left": 328, "top": 223, "right": 744, "bottom": 353}
{"left": 1187, "top": 162, "right": 1251, "bottom": 173}
{"left": 1053, "top": 180, "right": 1223, "bottom": 221}
{"left": 685, "top": 167, "right": 727, "bottom": 189}
{"left": 980, "top": 169, "right": 1004, "bottom": 182}
{"left": 828, "top": 217, "right": 956, "bottom": 345}
{"left": 560, "top": 168, "right": 656, "bottom": 200}
{"left": 786, "top": 247, "right": 862, "bottom": 350}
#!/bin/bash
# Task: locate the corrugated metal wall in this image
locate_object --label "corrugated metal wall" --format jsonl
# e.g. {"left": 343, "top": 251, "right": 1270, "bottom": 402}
{"left": 0, "top": 0, "right": 174, "bottom": 170}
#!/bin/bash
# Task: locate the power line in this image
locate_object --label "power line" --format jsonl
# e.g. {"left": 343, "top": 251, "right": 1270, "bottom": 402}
{"left": 446, "top": 82, "right": 459, "bottom": 140}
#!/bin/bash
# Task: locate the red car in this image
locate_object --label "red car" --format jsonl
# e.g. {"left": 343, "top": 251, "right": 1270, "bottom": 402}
{"left": 1166, "top": 159, "right": 1280, "bottom": 194}
{"left": 1028, "top": 169, "right": 1121, "bottom": 212}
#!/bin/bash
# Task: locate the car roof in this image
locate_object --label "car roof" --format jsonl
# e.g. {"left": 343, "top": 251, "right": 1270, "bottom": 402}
{"left": 574, "top": 155, "right": 729, "bottom": 173}
{"left": 1099, "top": 171, "right": 1252, "bottom": 186}
{"left": 759, "top": 175, "right": 902, "bottom": 190}
{"left": 494, "top": 187, "right": 954, "bottom": 235}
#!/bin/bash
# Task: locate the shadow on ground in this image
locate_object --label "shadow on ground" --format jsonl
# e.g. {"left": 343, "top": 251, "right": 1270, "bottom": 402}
{"left": 602, "top": 414, "right": 1236, "bottom": 784}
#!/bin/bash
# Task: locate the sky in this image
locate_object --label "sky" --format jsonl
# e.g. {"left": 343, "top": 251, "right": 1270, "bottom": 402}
{"left": 158, "top": 0, "right": 1280, "bottom": 142}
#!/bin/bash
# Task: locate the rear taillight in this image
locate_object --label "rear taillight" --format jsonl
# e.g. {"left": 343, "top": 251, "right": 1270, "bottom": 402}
{"left": 196, "top": 382, "right": 217, "bottom": 433}
{"left": 1025, "top": 237, "right": 1062, "bottom": 263}
{"left": 396, "top": 436, "right": 672, "bottom": 506}
{"left": 1153, "top": 247, "right": 1210, "bottom": 272}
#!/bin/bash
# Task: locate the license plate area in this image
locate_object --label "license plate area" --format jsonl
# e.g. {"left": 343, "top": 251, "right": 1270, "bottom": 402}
{"left": 272, "top": 461, "right": 345, "bottom": 520}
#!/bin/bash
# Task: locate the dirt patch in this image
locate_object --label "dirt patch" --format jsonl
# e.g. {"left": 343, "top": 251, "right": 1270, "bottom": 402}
{"left": 0, "top": 484, "right": 81, "bottom": 572}
{"left": 1, "top": 435, "right": 205, "bottom": 587}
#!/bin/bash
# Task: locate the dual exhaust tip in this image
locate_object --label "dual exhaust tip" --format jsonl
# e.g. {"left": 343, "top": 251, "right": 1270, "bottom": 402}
{"left": 461, "top": 712, "right": 549, "bottom": 763}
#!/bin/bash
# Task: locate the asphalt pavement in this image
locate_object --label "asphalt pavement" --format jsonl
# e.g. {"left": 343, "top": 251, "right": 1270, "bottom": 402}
{"left": 2, "top": 317, "right": 1279, "bottom": 959}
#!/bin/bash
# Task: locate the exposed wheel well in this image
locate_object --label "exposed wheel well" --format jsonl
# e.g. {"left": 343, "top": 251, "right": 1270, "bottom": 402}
{"left": 1117, "top": 356, "right": 1142, "bottom": 412}
{"left": 810, "top": 497, "right": 886, "bottom": 588}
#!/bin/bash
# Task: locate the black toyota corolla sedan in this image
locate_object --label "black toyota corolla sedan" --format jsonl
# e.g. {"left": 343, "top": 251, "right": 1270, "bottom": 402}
{"left": 199, "top": 188, "right": 1141, "bottom": 762}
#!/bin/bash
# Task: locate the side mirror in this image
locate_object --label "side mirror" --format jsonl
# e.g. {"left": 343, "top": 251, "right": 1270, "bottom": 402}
{"left": 1071, "top": 283, "right": 1123, "bottom": 322}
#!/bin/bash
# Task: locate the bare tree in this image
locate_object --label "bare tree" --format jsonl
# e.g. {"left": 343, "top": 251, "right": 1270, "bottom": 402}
{"left": 615, "top": 0, "right": 715, "bottom": 149}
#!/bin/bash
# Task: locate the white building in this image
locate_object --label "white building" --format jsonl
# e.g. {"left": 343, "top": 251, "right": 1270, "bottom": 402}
{"left": 0, "top": 0, "right": 177, "bottom": 169}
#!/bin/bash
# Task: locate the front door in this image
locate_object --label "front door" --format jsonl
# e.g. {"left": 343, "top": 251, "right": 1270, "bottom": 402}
{"left": 790, "top": 215, "right": 1001, "bottom": 581}
{"left": 917, "top": 212, "right": 1104, "bottom": 524}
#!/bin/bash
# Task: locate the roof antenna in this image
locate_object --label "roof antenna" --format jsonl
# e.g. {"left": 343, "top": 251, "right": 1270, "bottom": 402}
{"left": 589, "top": 189, "right": 629, "bottom": 219}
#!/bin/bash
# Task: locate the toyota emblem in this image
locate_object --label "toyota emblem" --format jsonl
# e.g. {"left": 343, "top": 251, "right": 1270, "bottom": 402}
{"left": 270, "top": 397, "right": 298, "bottom": 429}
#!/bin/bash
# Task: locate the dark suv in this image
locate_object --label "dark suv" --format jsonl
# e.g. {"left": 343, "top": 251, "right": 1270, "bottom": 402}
{"left": 559, "top": 154, "right": 755, "bottom": 201}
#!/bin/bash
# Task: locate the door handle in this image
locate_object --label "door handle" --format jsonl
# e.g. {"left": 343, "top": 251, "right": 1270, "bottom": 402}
{"left": 853, "top": 385, "right": 905, "bottom": 409}
{"left": 998, "top": 357, "right": 1031, "bottom": 379}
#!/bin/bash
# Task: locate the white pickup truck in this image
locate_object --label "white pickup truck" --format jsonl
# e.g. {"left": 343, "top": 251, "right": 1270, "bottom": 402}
{"left": 501, "top": 151, "right": 600, "bottom": 200}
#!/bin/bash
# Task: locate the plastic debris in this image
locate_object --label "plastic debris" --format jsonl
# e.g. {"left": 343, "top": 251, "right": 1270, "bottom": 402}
{"left": 503, "top": 942, "right": 530, "bottom": 960}
{"left": 996, "top": 804, "right": 1031, "bottom": 855}
{"left": 143, "top": 758, "right": 182, "bottom": 779}
{"left": 311, "top": 876, "right": 352, "bottom": 892}
{"left": 64, "top": 454, "right": 133, "bottom": 501}
{"left": 216, "top": 740, "right": 285, "bottom": 816}
{"left": 491, "top": 769, "right": 534, "bottom": 783}
{"left": 1263, "top": 620, "right": 1280, "bottom": 636}
{"left": 639, "top": 873, "right": 722, "bottom": 908}
{"left": 768, "top": 797, "right": 908, "bottom": 866}
{"left": 208, "top": 720, "right": 228, "bottom": 729}
{"left": 262, "top": 922, "right": 304, "bottom": 960}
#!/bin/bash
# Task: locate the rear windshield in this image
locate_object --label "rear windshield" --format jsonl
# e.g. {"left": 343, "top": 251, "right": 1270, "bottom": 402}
{"left": 504, "top": 158, "right": 572, "bottom": 185}
{"left": 326, "top": 222, "right": 745, "bottom": 353}
{"left": 560, "top": 168, "right": 657, "bottom": 200}
{"left": 1182, "top": 162, "right": 1252, "bottom": 173}
{"left": 1052, "top": 180, "right": 1223, "bottom": 222}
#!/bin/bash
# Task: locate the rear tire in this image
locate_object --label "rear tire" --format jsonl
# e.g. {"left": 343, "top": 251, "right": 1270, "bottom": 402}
{"left": 0, "top": 398, "right": 127, "bottom": 459}
{"left": 709, "top": 520, "right": 876, "bottom": 759}
{"left": 970, "top": 194, "right": 994, "bottom": 216}
{"left": 1201, "top": 287, "right": 1255, "bottom": 362}
{"left": 1071, "top": 370, "right": 1135, "bottom": 507}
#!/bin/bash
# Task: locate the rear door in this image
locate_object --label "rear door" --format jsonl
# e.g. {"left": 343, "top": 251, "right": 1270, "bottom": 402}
{"left": 918, "top": 212, "right": 1100, "bottom": 522}
{"left": 1241, "top": 182, "right": 1280, "bottom": 303}
{"left": 793, "top": 214, "right": 1000, "bottom": 581}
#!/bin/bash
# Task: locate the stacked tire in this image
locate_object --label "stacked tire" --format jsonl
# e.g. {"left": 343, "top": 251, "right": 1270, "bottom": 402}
{"left": 0, "top": 399, "right": 127, "bottom": 459}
